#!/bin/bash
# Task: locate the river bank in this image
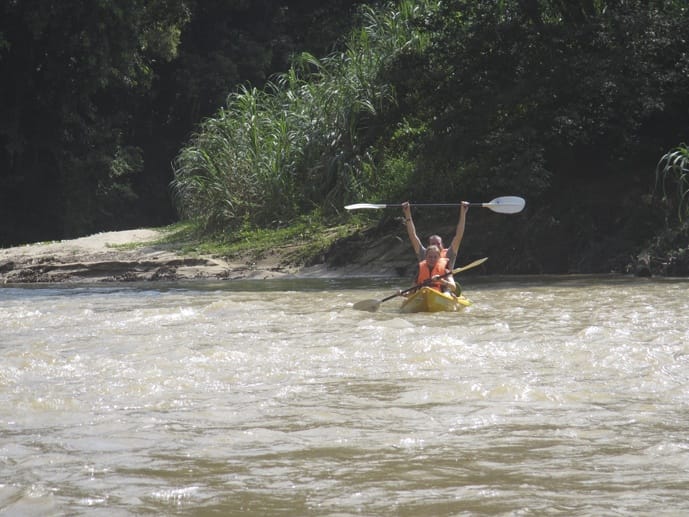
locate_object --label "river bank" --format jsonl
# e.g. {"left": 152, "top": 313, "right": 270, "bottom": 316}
{"left": 2, "top": 217, "right": 673, "bottom": 284}
{"left": 0, "top": 226, "right": 415, "bottom": 284}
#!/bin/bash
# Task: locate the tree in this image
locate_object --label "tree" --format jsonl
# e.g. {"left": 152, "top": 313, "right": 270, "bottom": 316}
{"left": 378, "top": 0, "right": 689, "bottom": 271}
{"left": 0, "top": 0, "right": 188, "bottom": 244}
{"left": 0, "top": 0, "right": 368, "bottom": 246}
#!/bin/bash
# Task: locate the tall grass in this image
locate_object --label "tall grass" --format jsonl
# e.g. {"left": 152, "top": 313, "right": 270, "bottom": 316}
{"left": 171, "top": 0, "right": 436, "bottom": 232}
{"left": 655, "top": 144, "right": 689, "bottom": 224}
{"left": 171, "top": 87, "right": 305, "bottom": 230}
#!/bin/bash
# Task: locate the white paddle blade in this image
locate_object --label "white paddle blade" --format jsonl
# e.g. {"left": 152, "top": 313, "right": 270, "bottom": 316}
{"left": 483, "top": 196, "right": 525, "bottom": 214}
{"left": 345, "top": 203, "right": 387, "bottom": 210}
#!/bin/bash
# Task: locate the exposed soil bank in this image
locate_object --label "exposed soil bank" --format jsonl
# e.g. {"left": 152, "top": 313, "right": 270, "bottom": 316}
{"left": 2, "top": 215, "right": 670, "bottom": 284}
{"left": 0, "top": 227, "right": 418, "bottom": 284}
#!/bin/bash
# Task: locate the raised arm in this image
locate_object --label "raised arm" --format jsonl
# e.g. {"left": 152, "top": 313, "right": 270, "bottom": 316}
{"left": 446, "top": 201, "right": 469, "bottom": 268}
{"left": 402, "top": 201, "right": 424, "bottom": 260}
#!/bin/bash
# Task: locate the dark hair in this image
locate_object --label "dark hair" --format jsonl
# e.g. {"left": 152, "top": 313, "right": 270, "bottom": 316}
{"left": 428, "top": 234, "right": 443, "bottom": 246}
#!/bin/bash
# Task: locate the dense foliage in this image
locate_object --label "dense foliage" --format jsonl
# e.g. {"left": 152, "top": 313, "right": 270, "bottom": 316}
{"left": 172, "top": 0, "right": 689, "bottom": 273}
{"left": 0, "top": 0, "right": 189, "bottom": 242}
{"left": 171, "top": 3, "right": 419, "bottom": 230}
{"left": 3, "top": 0, "right": 688, "bottom": 273}
{"left": 390, "top": 0, "right": 689, "bottom": 272}
{"left": 0, "top": 0, "right": 366, "bottom": 245}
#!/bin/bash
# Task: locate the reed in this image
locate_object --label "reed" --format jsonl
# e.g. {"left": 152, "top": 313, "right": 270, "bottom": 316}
{"left": 171, "top": 0, "right": 435, "bottom": 232}
{"left": 655, "top": 144, "right": 689, "bottom": 224}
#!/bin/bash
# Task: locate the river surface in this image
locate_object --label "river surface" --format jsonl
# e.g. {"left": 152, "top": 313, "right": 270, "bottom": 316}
{"left": 1, "top": 275, "right": 689, "bottom": 516}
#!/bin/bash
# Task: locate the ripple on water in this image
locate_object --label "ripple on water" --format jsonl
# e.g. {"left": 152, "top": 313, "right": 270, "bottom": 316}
{"left": 2, "top": 277, "right": 689, "bottom": 515}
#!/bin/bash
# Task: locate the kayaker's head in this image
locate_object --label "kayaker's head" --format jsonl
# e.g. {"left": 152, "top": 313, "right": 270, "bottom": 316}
{"left": 428, "top": 235, "right": 443, "bottom": 249}
{"left": 425, "top": 245, "right": 441, "bottom": 267}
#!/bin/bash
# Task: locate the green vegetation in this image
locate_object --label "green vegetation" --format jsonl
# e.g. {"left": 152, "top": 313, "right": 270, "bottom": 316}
{"left": 656, "top": 144, "right": 689, "bottom": 224}
{"left": 171, "top": 0, "right": 689, "bottom": 273}
{"left": 171, "top": 1, "right": 431, "bottom": 232}
{"left": 0, "top": 0, "right": 189, "bottom": 241}
{"left": 130, "top": 217, "right": 365, "bottom": 267}
{"left": 3, "top": 0, "right": 689, "bottom": 274}
{"left": 1, "top": 0, "right": 365, "bottom": 245}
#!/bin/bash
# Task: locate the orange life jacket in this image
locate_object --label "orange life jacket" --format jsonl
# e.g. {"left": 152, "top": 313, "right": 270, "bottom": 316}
{"left": 416, "top": 257, "right": 450, "bottom": 292}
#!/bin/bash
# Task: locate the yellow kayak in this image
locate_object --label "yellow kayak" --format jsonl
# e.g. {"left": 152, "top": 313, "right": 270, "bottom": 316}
{"left": 399, "top": 286, "right": 471, "bottom": 313}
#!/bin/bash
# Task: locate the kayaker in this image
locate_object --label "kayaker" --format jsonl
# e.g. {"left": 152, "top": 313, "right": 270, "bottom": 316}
{"left": 415, "top": 245, "right": 457, "bottom": 294}
{"left": 402, "top": 201, "right": 469, "bottom": 268}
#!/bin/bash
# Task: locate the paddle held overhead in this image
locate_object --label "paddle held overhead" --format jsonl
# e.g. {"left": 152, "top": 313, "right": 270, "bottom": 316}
{"left": 345, "top": 196, "right": 525, "bottom": 214}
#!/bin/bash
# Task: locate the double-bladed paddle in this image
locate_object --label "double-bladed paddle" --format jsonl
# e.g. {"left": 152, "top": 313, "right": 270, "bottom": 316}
{"left": 352, "top": 257, "right": 488, "bottom": 312}
{"left": 345, "top": 196, "right": 525, "bottom": 214}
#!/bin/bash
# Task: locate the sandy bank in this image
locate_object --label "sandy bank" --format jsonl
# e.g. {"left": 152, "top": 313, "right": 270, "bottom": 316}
{"left": 0, "top": 227, "right": 410, "bottom": 284}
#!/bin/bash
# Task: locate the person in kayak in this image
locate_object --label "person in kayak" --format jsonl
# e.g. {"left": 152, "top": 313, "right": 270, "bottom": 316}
{"left": 402, "top": 201, "right": 469, "bottom": 268}
{"left": 415, "top": 245, "right": 457, "bottom": 294}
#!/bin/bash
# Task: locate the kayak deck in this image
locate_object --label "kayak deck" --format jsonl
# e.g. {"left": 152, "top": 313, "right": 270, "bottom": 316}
{"left": 399, "top": 286, "right": 471, "bottom": 313}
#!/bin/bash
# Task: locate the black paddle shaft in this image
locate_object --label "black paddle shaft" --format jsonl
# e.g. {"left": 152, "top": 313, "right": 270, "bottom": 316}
{"left": 379, "top": 268, "right": 458, "bottom": 303}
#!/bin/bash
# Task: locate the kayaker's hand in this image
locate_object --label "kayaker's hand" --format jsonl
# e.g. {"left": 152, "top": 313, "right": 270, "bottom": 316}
{"left": 402, "top": 201, "right": 411, "bottom": 218}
